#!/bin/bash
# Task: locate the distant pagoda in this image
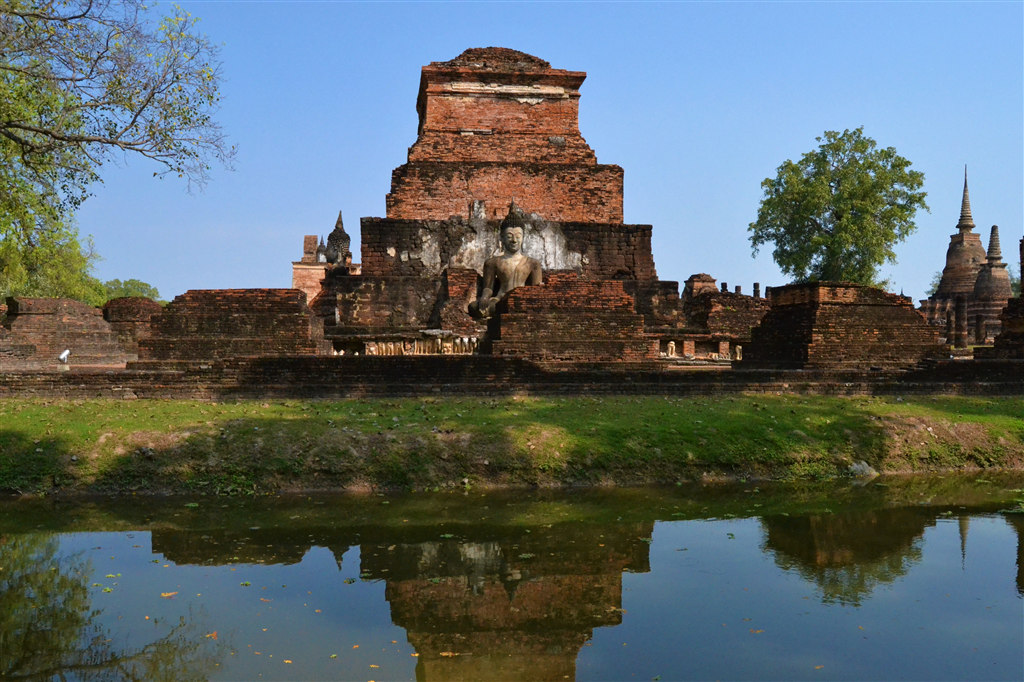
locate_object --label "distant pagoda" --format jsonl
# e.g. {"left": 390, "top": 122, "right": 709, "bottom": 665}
{"left": 919, "top": 168, "right": 987, "bottom": 332}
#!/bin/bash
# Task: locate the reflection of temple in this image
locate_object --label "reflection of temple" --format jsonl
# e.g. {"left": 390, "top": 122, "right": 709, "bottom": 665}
{"left": 761, "top": 509, "right": 934, "bottom": 606}
{"left": 364, "top": 524, "right": 651, "bottom": 682}
{"left": 150, "top": 521, "right": 652, "bottom": 681}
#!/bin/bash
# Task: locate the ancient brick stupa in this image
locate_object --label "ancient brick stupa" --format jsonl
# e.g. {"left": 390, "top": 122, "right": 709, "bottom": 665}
{"left": 968, "top": 224, "right": 1013, "bottom": 341}
{"left": 386, "top": 47, "right": 624, "bottom": 224}
{"left": 919, "top": 170, "right": 987, "bottom": 330}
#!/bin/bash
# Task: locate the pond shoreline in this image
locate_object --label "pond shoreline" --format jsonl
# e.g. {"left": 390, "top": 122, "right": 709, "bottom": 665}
{"left": 1, "top": 395, "right": 1023, "bottom": 496}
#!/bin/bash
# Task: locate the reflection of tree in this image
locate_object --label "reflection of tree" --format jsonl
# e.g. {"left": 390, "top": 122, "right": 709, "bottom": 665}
{"left": 0, "top": 533, "right": 221, "bottom": 681}
{"left": 761, "top": 510, "right": 933, "bottom": 606}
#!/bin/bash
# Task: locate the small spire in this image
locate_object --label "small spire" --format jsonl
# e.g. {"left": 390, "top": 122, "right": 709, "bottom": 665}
{"left": 957, "top": 166, "right": 975, "bottom": 231}
{"left": 986, "top": 225, "right": 1002, "bottom": 262}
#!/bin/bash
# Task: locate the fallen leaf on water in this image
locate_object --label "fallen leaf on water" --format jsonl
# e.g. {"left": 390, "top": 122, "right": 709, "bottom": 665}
{"left": 316, "top": 609, "right": 321, "bottom": 613}
{"left": 815, "top": 665, "right": 824, "bottom": 669}
{"left": 284, "top": 660, "right": 292, "bottom": 664}
{"left": 391, "top": 640, "right": 397, "bottom": 644}
{"left": 330, "top": 654, "right": 337, "bottom": 659}
{"left": 161, "top": 592, "right": 178, "bottom": 598}
{"left": 145, "top": 616, "right": 150, "bottom": 620}
{"left": 205, "top": 632, "right": 218, "bottom": 640}
{"left": 411, "top": 653, "right": 419, "bottom": 657}
{"left": 260, "top": 598, "right": 272, "bottom": 602}
{"left": 750, "top": 629, "right": 764, "bottom": 634}
{"left": 353, "top": 645, "right": 359, "bottom": 649}
{"left": 370, "top": 664, "right": 380, "bottom": 667}
{"left": 439, "top": 652, "right": 459, "bottom": 657}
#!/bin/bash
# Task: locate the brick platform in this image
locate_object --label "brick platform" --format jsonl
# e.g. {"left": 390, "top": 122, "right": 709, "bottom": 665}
{"left": 136, "top": 289, "right": 331, "bottom": 363}
{"left": 742, "top": 282, "right": 941, "bottom": 370}
{"left": 489, "top": 274, "right": 659, "bottom": 362}
{"left": 1, "top": 297, "right": 131, "bottom": 369}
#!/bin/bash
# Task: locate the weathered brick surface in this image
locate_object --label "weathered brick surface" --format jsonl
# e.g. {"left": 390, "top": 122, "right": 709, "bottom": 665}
{"left": 684, "top": 290, "right": 770, "bottom": 342}
{"left": 387, "top": 163, "right": 623, "bottom": 224}
{"left": 359, "top": 217, "right": 655, "bottom": 281}
{"left": 742, "top": 282, "right": 941, "bottom": 369}
{"left": 137, "top": 289, "right": 330, "bottom": 361}
{"left": 291, "top": 263, "right": 329, "bottom": 303}
{"left": 623, "top": 280, "right": 683, "bottom": 328}
{"left": 2, "top": 356, "right": 1022, "bottom": 400}
{"left": 975, "top": 299, "right": 1024, "bottom": 359}
{"left": 439, "top": 268, "right": 488, "bottom": 337}
{"left": 385, "top": 48, "right": 623, "bottom": 224}
{"left": 1, "top": 297, "right": 131, "bottom": 369}
{"left": 489, "top": 273, "right": 659, "bottom": 362}
{"left": 102, "top": 297, "right": 163, "bottom": 358}
{"left": 311, "top": 275, "right": 443, "bottom": 338}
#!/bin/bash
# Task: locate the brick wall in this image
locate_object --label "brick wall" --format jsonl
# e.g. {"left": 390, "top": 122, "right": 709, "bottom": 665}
{"left": 386, "top": 163, "right": 624, "bottom": 224}
{"left": 1, "top": 297, "right": 131, "bottom": 369}
{"left": 742, "top": 282, "right": 941, "bottom": 369}
{"left": 684, "top": 291, "right": 770, "bottom": 342}
{"left": 292, "top": 263, "right": 328, "bottom": 303}
{"left": 102, "top": 297, "right": 163, "bottom": 358}
{"left": 137, "top": 289, "right": 330, "bottom": 362}
{"left": 975, "top": 299, "right": 1024, "bottom": 359}
{"left": 3, "top": 355, "right": 1022, "bottom": 400}
{"left": 312, "top": 275, "right": 443, "bottom": 337}
{"left": 489, "top": 273, "right": 659, "bottom": 362}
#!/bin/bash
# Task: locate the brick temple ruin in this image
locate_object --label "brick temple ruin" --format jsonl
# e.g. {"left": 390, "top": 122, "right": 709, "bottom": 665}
{"left": 1, "top": 47, "right": 1023, "bottom": 397}
{"left": 918, "top": 171, "right": 1014, "bottom": 345}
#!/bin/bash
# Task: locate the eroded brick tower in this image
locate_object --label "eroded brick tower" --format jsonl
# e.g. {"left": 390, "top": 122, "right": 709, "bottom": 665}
{"left": 386, "top": 47, "right": 624, "bottom": 224}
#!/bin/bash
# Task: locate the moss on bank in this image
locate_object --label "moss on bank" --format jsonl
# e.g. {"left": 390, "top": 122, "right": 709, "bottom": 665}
{"left": 1, "top": 395, "right": 1023, "bottom": 495}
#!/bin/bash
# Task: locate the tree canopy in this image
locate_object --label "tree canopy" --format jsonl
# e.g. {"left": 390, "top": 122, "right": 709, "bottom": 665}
{"left": 0, "top": 0, "right": 233, "bottom": 303}
{"left": 749, "top": 127, "right": 928, "bottom": 286}
{"left": 103, "top": 277, "right": 161, "bottom": 301}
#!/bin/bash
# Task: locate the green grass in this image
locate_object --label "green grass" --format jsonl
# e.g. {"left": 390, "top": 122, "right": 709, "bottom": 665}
{"left": 0, "top": 395, "right": 1022, "bottom": 494}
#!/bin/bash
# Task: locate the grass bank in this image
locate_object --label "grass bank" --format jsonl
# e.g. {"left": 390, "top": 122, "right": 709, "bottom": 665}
{"left": 1, "top": 395, "right": 1023, "bottom": 495}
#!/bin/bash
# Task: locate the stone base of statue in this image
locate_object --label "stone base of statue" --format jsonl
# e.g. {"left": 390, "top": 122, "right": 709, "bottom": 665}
{"left": 484, "top": 273, "right": 659, "bottom": 363}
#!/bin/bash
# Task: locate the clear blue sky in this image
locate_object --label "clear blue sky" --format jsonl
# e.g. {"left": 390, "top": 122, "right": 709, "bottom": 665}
{"left": 77, "top": 1, "right": 1023, "bottom": 304}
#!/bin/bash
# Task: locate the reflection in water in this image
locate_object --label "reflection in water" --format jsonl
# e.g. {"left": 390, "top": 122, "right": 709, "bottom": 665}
{"left": 1007, "top": 513, "right": 1024, "bottom": 596}
{"left": 150, "top": 522, "right": 653, "bottom": 681}
{"left": 369, "top": 524, "right": 652, "bottom": 682}
{"left": 761, "top": 509, "right": 934, "bottom": 606}
{"left": 0, "top": 533, "right": 222, "bottom": 681}
{"left": 3, "top": 481, "right": 1023, "bottom": 681}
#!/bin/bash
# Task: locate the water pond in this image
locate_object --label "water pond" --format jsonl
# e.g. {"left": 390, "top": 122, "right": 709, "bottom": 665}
{"left": 2, "top": 475, "right": 1023, "bottom": 681}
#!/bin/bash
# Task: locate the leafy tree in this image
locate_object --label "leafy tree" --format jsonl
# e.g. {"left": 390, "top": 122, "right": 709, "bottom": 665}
{"left": 925, "top": 270, "right": 943, "bottom": 298}
{"left": 0, "top": 0, "right": 233, "bottom": 303}
{"left": 1010, "top": 264, "right": 1021, "bottom": 298}
{"left": 749, "top": 127, "right": 928, "bottom": 285}
{"left": 0, "top": 216, "right": 107, "bottom": 305}
{"left": 103, "top": 277, "right": 161, "bottom": 302}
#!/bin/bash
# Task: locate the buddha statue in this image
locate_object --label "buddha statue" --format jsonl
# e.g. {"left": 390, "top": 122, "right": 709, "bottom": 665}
{"left": 469, "top": 201, "right": 543, "bottom": 319}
